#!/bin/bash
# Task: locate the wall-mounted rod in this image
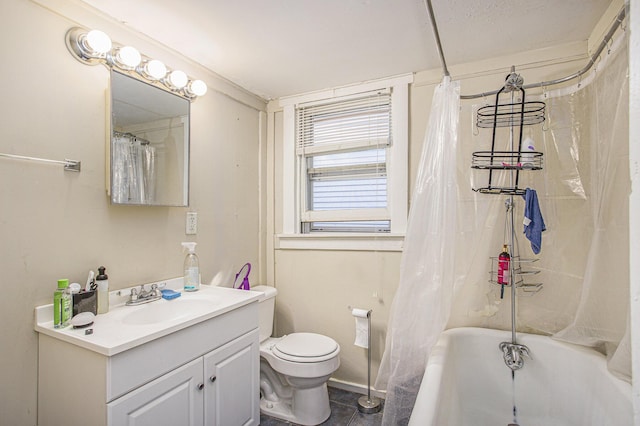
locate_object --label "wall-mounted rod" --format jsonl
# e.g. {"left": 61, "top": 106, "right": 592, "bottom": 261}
{"left": 461, "top": 6, "right": 626, "bottom": 100}
{"left": 114, "top": 131, "right": 151, "bottom": 145}
{"left": 424, "top": 0, "right": 450, "bottom": 77}
{"left": 0, "top": 153, "right": 81, "bottom": 172}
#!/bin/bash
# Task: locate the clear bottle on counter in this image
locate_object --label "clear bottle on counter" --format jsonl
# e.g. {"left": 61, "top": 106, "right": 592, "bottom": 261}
{"left": 53, "top": 279, "right": 72, "bottom": 328}
{"left": 182, "top": 242, "right": 200, "bottom": 291}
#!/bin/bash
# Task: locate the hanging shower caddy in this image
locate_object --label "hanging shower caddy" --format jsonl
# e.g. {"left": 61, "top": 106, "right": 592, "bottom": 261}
{"left": 472, "top": 68, "right": 543, "bottom": 296}
{"left": 472, "top": 70, "right": 544, "bottom": 195}
{"left": 488, "top": 250, "right": 543, "bottom": 296}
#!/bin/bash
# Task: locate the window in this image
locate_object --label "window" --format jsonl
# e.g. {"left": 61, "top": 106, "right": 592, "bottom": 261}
{"left": 298, "top": 91, "right": 391, "bottom": 233}
{"left": 279, "top": 75, "right": 411, "bottom": 249}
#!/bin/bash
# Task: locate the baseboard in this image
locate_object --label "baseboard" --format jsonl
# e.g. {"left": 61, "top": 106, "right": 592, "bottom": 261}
{"left": 328, "top": 378, "right": 386, "bottom": 400}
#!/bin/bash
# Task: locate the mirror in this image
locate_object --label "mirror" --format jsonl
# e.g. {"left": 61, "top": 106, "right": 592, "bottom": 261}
{"left": 110, "top": 70, "right": 190, "bottom": 206}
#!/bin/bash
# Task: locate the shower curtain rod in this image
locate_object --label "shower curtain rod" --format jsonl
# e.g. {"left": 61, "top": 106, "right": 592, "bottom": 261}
{"left": 424, "top": 0, "right": 449, "bottom": 77}
{"left": 114, "top": 131, "right": 151, "bottom": 145}
{"left": 423, "top": 1, "right": 627, "bottom": 100}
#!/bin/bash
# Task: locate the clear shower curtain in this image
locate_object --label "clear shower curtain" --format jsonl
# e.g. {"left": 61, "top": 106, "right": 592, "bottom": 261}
{"left": 377, "top": 36, "right": 629, "bottom": 425}
{"left": 546, "top": 37, "right": 630, "bottom": 377}
{"left": 448, "top": 37, "right": 630, "bottom": 379}
{"left": 375, "top": 76, "right": 460, "bottom": 425}
{"left": 112, "top": 134, "right": 157, "bottom": 204}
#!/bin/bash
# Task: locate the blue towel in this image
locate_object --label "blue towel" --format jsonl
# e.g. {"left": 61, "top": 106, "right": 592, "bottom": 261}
{"left": 522, "top": 188, "right": 546, "bottom": 254}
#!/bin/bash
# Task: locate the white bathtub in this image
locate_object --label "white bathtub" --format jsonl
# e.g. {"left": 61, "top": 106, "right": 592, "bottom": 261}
{"left": 409, "top": 327, "right": 632, "bottom": 426}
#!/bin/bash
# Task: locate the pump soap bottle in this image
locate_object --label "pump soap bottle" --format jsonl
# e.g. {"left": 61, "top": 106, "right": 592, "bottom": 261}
{"left": 182, "top": 242, "right": 200, "bottom": 292}
{"left": 96, "top": 266, "right": 109, "bottom": 314}
{"left": 53, "top": 279, "right": 72, "bottom": 328}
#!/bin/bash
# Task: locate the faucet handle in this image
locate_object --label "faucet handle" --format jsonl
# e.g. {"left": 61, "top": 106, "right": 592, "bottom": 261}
{"left": 519, "top": 344, "right": 532, "bottom": 360}
{"left": 130, "top": 287, "right": 138, "bottom": 301}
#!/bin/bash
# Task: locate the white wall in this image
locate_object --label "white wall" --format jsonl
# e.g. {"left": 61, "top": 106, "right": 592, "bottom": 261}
{"left": 0, "top": 1, "right": 265, "bottom": 424}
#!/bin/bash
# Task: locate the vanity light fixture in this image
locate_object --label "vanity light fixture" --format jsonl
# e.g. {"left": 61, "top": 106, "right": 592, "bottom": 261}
{"left": 139, "top": 59, "right": 167, "bottom": 80}
{"left": 86, "top": 30, "right": 112, "bottom": 56}
{"left": 167, "top": 70, "right": 188, "bottom": 89}
{"left": 186, "top": 79, "right": 208, "bottom": 97}
{"left": 65, "top": 26, "right": 207, "bottom": 101}
{"left": 110, "top": 46, "right": 142, "bottom": 70}
{"left": 66, "top": 28, "right": 112, "bottom": 63}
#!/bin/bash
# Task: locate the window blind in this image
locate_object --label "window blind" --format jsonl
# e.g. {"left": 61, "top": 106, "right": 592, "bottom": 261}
{"left": 306, "top": 149, "right": 387, "bottom": 211}
{"left": 296, "top": 90, "right": 392, "bottom": 155}
{"left": 296, "top": 89, "right": 392, "bottom": 233}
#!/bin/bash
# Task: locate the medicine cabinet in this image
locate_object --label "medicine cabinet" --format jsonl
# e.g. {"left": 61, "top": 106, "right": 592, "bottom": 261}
{"left": 109, "top": 70, "right": 190, "bottom": 206}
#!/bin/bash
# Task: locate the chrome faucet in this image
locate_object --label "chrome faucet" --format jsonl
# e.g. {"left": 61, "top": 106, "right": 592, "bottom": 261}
{"left": 126, "top": 283, "right": 161, "bottom": 305}
{"left": 499, "top": 342, "right": 531, "bottom": 371}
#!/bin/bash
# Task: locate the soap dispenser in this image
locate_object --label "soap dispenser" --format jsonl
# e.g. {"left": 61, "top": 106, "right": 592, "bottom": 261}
{"left": 182, "top": 242, "right": 200, "bottom": 292}
{"left": 96, "top": 266, "right": 109, "bottom": 314}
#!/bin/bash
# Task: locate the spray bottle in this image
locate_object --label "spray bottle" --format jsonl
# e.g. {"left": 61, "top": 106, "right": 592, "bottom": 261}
{"left": 182, "top": 242, "right": 200, "bottom": 292}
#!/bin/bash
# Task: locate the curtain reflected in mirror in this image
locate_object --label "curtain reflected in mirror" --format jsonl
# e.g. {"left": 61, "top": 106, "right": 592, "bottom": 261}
{"left": 112, "top": 132, "right": 156, "bottom": 204}
{"left": 110, "top": 70, "right": 190, "bottom": 206}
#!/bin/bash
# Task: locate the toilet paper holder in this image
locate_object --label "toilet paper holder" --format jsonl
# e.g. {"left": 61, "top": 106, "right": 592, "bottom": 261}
{"left": 349, "top": 306, "right": 381, "bottom": 414}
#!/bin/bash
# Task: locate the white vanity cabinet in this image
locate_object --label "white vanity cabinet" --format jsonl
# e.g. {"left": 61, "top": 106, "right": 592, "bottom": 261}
{"left": 203, "top": 330, "right": 259, "bottom": 425}
{"left": 108, "top": 357, "right": 205, "bottom": 426}
{"left": 108, "top": 329, "right": 259, "bottom": 426}
{"left": 37, "top": 295, "right": 260, "bottom": 426}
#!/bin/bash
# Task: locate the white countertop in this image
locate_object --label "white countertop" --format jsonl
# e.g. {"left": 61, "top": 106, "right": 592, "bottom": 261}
{"left": 34, "top": 279, "right": 262, "bottom": 356}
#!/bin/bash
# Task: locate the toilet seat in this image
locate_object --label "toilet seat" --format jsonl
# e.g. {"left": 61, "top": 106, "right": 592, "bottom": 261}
{"left": 273, "top": 333, "right": 339, "bottom": 363}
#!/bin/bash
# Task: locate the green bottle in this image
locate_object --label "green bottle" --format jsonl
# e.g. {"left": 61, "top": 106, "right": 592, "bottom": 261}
{"left": 54, "top": 279, "right": 72, "bottom": 328}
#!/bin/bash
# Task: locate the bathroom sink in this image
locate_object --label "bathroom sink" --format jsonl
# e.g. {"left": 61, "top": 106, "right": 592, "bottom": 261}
{"left": 121, "top": 299, "right": 218, "bottom": 325}
{"left": 35, "top": 281, "right": 262, "bottom": 356}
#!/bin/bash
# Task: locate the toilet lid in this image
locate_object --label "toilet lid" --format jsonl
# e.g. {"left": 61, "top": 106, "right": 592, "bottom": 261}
{"left": 273, "top": 333, "right": 339, "bottom": 361}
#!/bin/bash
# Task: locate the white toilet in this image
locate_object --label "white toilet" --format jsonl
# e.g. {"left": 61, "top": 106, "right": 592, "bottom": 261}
{"left": 252, "top": 285, "right": 340, "bottom": 426}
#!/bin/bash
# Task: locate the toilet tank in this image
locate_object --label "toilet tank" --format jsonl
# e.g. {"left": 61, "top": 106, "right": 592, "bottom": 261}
{"left": 251, "top": 285, "right": 277, "bottom": 343}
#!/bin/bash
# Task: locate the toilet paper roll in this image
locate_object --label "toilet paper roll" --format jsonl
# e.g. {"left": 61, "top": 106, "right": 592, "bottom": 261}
{"left": 352, "top": 308, "right": 370, "bottom": 348}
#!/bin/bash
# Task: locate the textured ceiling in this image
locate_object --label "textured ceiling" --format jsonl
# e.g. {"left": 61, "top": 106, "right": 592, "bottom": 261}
{"left": 81, "top": 0, "right": 614, "bottom": 100}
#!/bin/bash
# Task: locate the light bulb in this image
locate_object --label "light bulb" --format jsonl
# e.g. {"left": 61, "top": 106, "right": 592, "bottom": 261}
{"left": 84, "top": 30, "right": 112, "bottom": 55}
{"left": 144, "top": 59, "right": 167, "bottom": 80}
{"left": 187, "top": 79, "right": 208, "bottom": 97}
{"left": 116, "top": 46, "right": 141, "bottom": 69}
{"left": 168, "top": 70, "right": 188, "bottom": 89}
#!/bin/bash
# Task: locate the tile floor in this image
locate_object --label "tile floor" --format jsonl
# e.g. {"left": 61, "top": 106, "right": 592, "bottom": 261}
{"left": 259, "top": 386, "right": 384, "bottom": 426}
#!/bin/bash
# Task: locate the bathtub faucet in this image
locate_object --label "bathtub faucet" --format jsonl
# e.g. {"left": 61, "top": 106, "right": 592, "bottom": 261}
{"left": 499, "top": 342, "right": 531, "bottom": 371}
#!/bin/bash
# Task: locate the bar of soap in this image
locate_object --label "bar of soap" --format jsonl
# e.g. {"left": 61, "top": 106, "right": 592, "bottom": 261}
{"left": 161, "top": 289, "right": 181, "bottom": 300}
{"left": 71, "top": 311, "right": 95, "bottom": 328}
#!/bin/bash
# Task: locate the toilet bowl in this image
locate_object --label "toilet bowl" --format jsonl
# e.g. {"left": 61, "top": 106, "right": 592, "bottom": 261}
{"left": 252, "top": 286, "right": 341, "bottom": 426}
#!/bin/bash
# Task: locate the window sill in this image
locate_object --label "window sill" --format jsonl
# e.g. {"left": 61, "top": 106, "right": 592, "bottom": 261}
{"left": 275, "top": 233, "right": 404, "bottom": 252}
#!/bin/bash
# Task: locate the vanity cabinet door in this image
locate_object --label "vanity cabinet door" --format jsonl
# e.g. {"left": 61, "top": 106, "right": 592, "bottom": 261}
{"left": 203, "top": 329, "right": 260, "bottom": 426}
{"left": 108, "top": 357, "right": 205, "bottom": 426}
